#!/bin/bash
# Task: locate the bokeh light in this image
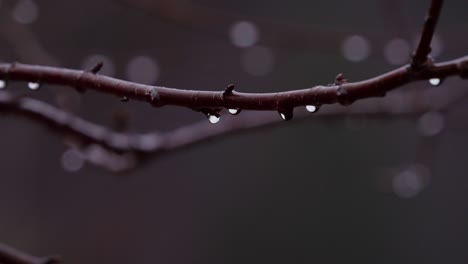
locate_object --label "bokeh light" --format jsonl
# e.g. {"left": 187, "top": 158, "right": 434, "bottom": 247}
{"left": 125, "top": 55, "right": 160, "bottom": 84}
{"left": 392, "top": 164, "right": 431, "bottom": 198}
{"left": 241, "top": 46, "right": 275, "bottom": 76}
{"left": 341, "top": 35, "right": 371, "bottom": 62}
{"left": 12, "top": 0, "right": 39, "bottom": 24}
{"left": 384, "top": 38, "right": 411, "bottom": 65}
{"left": 61, "top": 148, "right": 85, "bottom": 172}
{"left": 229, "top": 21, "right": 259, "bottom": 48}
{"left": 418, "top": 111, "right": 445, "bottom": 137}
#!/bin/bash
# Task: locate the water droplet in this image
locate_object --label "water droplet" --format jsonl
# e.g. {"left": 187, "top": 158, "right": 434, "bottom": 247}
{"left": 0, "top": 80, "right": 6, "bottom": 89}
{"left": 27, "top": 82, "right": 40, "bottom": 90}
{"left": 228, "top": 108, "right": 241, "bottom": 115}
{"left": 305, "top": 105, "right": 319, "bottom": 113}
{"left": 429, "top": 78, "right": 441, "bottom": 86}
{"left": 278, "top": 110, "right": 293, "bottom": 121}
{"left": 207, "top": 114, "right": 220, "bottom": 124}
{"left": 120, "top": 96, "right": 129, "bottom": 102}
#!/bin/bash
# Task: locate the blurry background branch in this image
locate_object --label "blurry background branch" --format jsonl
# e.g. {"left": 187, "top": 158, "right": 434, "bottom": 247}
{"left": 0, "top": 243, "right": 61, "bottom": 264}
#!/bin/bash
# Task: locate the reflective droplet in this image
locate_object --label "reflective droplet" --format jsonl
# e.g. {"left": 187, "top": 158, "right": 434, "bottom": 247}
{"left": 429, "top": 78, "right": 441, "bottom": 86}
{"left": 305, "top": 105, "right": 318, "bottom": 113}
{"left": 27, "top": 82, "right": 40, "bottom": 90}
{"left": 278, "top": 110, "right": 293, "bottom": 121}
{"left": 228, "top": 108, "right": 241, "bottom": 115}
{"left": 0, "top": 80, "right": 6, "bottom": 89}
{"left": 208, "top": 114, "right": 220, "bottom": 124}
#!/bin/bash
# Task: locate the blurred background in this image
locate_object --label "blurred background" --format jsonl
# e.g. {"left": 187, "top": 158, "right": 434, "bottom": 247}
{"left": 1, "top": 0, "right": 468, "bottom": 263}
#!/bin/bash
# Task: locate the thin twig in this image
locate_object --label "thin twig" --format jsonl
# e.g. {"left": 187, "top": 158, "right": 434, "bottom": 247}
{"left": 0, "top": 243, "right": 61, "bottom": 264}
{"left": 412, "top": 0, "right": 444, "bottom": 68}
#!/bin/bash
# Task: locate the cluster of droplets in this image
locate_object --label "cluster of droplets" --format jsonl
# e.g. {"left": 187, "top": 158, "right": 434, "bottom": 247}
{"left": 205, "top": 108, "right": 242, "bottom": 124}
{"left": 278, "top": 105, "right": 319, "bottom": 121}
{"left": 202, "top": 103, "right": 319, "bottom": 124}
{"left": 0, "top": 80, "right": 42, "bottom": 90}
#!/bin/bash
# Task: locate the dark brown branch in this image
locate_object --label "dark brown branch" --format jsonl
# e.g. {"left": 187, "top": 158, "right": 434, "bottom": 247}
{"left": 1, "top": 78, "right": 466, "bottom": 172}
{"left": 0, "top": 243, "right": 61, "bottom": 264}
{"left": 412, "top": 0, "right": 444, "bottom": 68}
{"left": 1, "top": 55, "right": 468, "bottom": 113}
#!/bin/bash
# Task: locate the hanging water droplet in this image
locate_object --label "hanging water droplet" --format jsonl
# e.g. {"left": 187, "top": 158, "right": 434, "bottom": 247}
{"left": 278, "top": 109, "right": 293, "bottom": 121}
{"left": 228, "top": 108, "right": 241, "bottom": 115}
{"left": 0, "top": 80, "right": 6, "bottom": 89}
{"left": 27, "top": 82, "right": 40, "bottom": 90}
{"left": 305, "top": 105, "right": 319, "bottom": 113}
{"left": 207, "top": 114, "right": 220, "bottom": 124}
{"left": 429, "top": 78, "right": 441, "bottom": 86}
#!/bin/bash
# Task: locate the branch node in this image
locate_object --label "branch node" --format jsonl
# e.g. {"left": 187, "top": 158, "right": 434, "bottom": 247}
{"left": 334, "top": 73, "right": 348, "bottom": 85}
{"left": 89, "top": 61, "right": 103, "bottom": 74}
{"left": 336, "top": 86, "right": 354, "bottom": 106}
{"left": 145, "top": 88, "right": 162, "bottom": 106}
{"left": 411, "top": 54, "right": 434, "bottom": 71}
{"left": 223, "top": 84, "right": 235, "bottom": 96}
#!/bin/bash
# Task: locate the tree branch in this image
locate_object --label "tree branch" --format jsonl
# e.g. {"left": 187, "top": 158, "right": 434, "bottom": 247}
{"left": 0, "top": 243, "right": 61, "bottom": 264}
{"left": 412, "top": 0, "right": 444, "bottom": 68}
{"left": 1, "top": 78, "right": 466, "bottom": 172}
{"left": 0, "top": 55, "right": 467, "bottom": 116}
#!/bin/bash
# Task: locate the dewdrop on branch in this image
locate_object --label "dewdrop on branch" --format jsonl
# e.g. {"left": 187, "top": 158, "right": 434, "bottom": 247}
{"left": 429, "top": 78, "right": 442, "bottom": 86}
{"left": 305, "top": 105, "right": 319, "bottom": 113}
{"left": 207, "top": 114, "right": 221, "bottom": 124}
{"left": 278, "top": 109, "right": 293, "bottom": 121}
{"left": 227, "top": 108, "right": 241, "bottom": 115}
{"left": 27, "top": 82, "right": 40, "bottom": 90}
{"left": 0, "top": 80, "right": 6, "bottom": 89}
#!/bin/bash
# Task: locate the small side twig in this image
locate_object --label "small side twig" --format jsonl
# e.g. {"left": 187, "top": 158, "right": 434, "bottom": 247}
{"left": 89, "top": 61, "right": 104, "bottom": 74}
{"left": 411, "top": 0, "right": 444, "bottom": 68}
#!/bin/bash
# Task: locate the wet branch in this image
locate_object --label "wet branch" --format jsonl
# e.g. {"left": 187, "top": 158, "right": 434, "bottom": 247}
{"left": 1, "top": 79, "right": 466, "bottom": 171}
{"left": 0, "top": 55, "right": 467, "bottom": 114}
